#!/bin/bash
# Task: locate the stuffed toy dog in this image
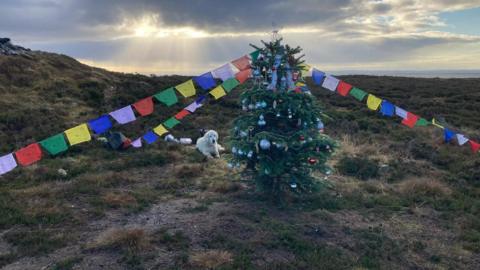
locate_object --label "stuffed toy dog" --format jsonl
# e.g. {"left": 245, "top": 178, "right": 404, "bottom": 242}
{"left": 196, "top": 130, "right": 224, "bottom": 158}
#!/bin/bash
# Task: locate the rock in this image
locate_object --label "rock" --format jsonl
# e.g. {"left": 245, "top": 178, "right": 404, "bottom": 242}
{"left": 57, "top": 168, "right": 68, "bottom": 177}
{"left": 0, "top": 37, "right": 31, "bottom": 56}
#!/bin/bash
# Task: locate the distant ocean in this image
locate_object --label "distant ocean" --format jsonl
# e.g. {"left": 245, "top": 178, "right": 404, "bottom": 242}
{"left": 330, "top": 70, "right": 480, "bottom": 78}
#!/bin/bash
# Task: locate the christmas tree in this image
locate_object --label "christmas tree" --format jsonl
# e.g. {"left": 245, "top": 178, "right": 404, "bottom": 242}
{"left": 229, "top": 37, "right": 337, "bottom": 200}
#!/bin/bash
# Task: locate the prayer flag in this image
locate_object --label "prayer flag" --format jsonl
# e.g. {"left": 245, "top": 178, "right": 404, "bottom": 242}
{"left": 0, "top": 153, "right": 17, "bottom": 175}
{"left": 175, "top": 79, "right": 196, "bottom": 98}
{"left": 395, "top": 106, "right": 408, "bottom": 119}
{"left": 175, "top": 109, "right": 190, "bottom": 120}
{"left": 143, "top": 131, "right": 159, "bottom": 144}
{"left": 196, "top": 95, "right": 207, "bottom": 104}
{"left": 154, "top": 88, "right": 178, "bottom": 106}
{"left": 250, "top": 50, "right": 260, "bottom": 61}
{"left": 133, "top": 97, "right": 154, "bottom": 116}
{"left": 209, "top": 85, "right": 226, "bottom": 100}
{"left": 88, "top": 115, "right": 112, "bottom": 134}
{"left": 65, "top": 123, "right": 91, "bottom": 146}
{"left": 40, "top": 133, "right": 68, "bottom": 155}
{"left": 163, "top": 117, "right": 180, "bottom": 129}
{"left": 235, "top": 69, "right": 251, "bottom": 84}
{"left": 456, "top": 134, "right": 469, "bottom": 146}
{"left": 336, "top": 81, "right": 352, "bottom": 96}
{"left": 131, "top": 138, "right": 142, "bottom": 148}
{"left": 212, "top": 64, "right": 235, "bottom": 82}
{"left": 469, "top": 140, "right": 480, "bottom": 153}
{"left": 153, "top": 124, "right": 168, "bottom": 136}
{"left": 185, "top": 101, "right": 202, "bottom": 113}
{"left": 312, "top": 69, "right": 325, "bottom": 85}
{"left": 299, "top": 63, "right": 311, "bottom": 72}
{"left": 322, "top": 75, "right": 340, "bottom": 91}
{"left": 222, "top": 78, "right": 239, "bottom": 92}
{"left": 380, "top": 100, "right": 394, "bottom": 116}
{"left": 415, "top": 118, "right": 430, "bottom": 127}
{"left": 296, "top": 82, "right": 306, "bottom": 87}
{"left": 366, "top": 94, "right": 382, "bottom": 111}
{"left": 193, "top": 72, "right": 216, "bottom": 90}
{"left": 15, "top": 143, "right": 42, "bottom": 166}
{"left": 432, "top": 118, "right": 444, "bottom": 129}
{"left": 349, "top": 87, "right": 368, "bottom": 101}
{"left": 231, "top": 55, "right": 250, "bottom": 70}
{"left": 401, "top": 112, "right": 419, "bottom": 128}
{"left": 444, "top": 128, "right": 455, "bottom": 143}
{"left": 110, "top": 105, "right": 136, "bottom": 124}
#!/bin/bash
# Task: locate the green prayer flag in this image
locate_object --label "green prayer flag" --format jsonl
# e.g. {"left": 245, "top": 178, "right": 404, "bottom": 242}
{"left": 40, "top": 133, "right": 68, "bottom": 155}
{"left": 222, "top": 78, "right": 240, "bottom": 92}
{"left": 349, "top": 87, "right": 368, "bottom": 101}
{"left": 163, "top": 117, "right": 180, "bottom": 129}
{"left": 415, "top": 118, "right": 430, "bottom": 127}
{"left": 250, "top": 50, "right": 260, "bottom": 61}
{"left": 154, "top": 88, "right": 178, "bottom": 106}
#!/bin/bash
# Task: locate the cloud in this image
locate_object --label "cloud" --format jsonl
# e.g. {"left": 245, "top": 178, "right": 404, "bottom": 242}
{"left": 1, "top": 0, "right": 480, "bottom": 73}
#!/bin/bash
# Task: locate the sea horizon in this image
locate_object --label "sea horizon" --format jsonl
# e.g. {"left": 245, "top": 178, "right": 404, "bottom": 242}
{"left": 329, "top": 69, "right": 480, "bottom": 78}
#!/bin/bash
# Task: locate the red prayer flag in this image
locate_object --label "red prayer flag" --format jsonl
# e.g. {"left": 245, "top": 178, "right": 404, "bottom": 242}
{"left": 133, "top": 97, "right": 154, "bottom": 116}
{"left": 175, "top": 109, "right": 191, "bottom": 120}
{"left": 469, "top": 140, "right": 480, "bottom": 153}
{"left": 336, "top": 81, "right": 352, "bottom": 96}
{"left": 231, "top": 55, "right": 250, "bottom": 71}
{"left": 15, "top": 143, "right": 42, "bottom": 166}
{"left": 401, "top": 112, "right": 419, "bottom": 128}
{"left": 235, "top": 69, "right": 251, "bottom": 84}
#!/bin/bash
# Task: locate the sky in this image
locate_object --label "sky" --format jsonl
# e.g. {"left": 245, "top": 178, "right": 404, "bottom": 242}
{"left": 1, "top": 0, "right": 480, "bottom": 75}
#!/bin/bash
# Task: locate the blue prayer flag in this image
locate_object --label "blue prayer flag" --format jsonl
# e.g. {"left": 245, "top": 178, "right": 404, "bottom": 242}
{"left": 312, "top": 69, "right": 325, "bottom": 85}
{"left": 194, "top": 72, "right": 216, "bottom": 90}
{"left": 143, "top": 131, "right": 159, "bottom": 144}
{"left": 88, "top": 115, "right": 112, "bottom": 134}
{"left": 195, "top": 95, "right": 207, "bottom": 104}
{"left": 380, "top": 100, "right": 395, "bottom": 116}
{"left": 444, "top": 128, "right": 455, "bottom": 143}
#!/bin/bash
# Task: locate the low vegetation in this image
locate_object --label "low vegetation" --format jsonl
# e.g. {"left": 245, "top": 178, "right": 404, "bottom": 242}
{"left": 0, "top": 52, "right": 478, "bottom": 269}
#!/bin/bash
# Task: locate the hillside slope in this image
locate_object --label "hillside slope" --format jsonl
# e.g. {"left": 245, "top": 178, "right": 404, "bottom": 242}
{"left": 0, "top": 49, "right": 479, "bottom": 269}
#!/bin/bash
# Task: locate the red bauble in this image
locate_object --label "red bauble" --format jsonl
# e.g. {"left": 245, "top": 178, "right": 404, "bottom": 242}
{"left": 299, "top": 135, "right": 305, "bottom": 141}
{"left": 308, "top": 157, "right": 317, "bottom": 164}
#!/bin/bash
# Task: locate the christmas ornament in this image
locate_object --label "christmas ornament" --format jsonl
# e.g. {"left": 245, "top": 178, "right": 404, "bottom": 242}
{"left": 238, "top": 149, "right": 244, "bottom": 155}
{"left": 259, "top": 139, "right": 271, "bottom": 150}
{"left": 288, "top": 108, "right": 293, "bottom": 119}
{"left": 308, "top": 157, "right": 318, "bottom": 164}
{"left": 276, "top": 112, "right": 281, "bottom": 117}
{"left": 260, "top": 101, "right": 267, "bottom": 108}
{"left": 258, "top": 114, "right": 266, "bottom": 126}
{"left": 231, "top": 147, "right": 237, "bottom": 154}
{"left": 299, "top": 135, "right": 305, "bottom": 141}
{"left": 273, "top": 100, "right": 277, "bottom": 109}
{"left": 290, "top": 179, "right": 297, "bottom": 189}
{"left": 247, "top": 151, "right": 253, "bottom": 158}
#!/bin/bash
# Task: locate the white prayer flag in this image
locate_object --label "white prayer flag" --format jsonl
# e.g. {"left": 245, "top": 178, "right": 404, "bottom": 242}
{"left": 456, "top": 134, "right": 469, "bottom": 146}
{"left": 395, "top": 106, "right": 408, "bottom": 119}
{"left": 109, "top": 105, "right": 136, "bottom": 124}
{"left": 131, "top": 138, "right": 142, "bottom": 148}
{"left": 212, "top": 64, "right": 235, "bottom": 82}
{"left": 0, "top": 153, "right": 17, "bottom": 175}
{"left": 322, "top": 75, "right": 340, "bottom": 91}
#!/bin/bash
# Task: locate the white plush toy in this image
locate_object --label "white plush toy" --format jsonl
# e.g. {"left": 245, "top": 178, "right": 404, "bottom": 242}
{"left": 196, "top": 130, "right": 225, "bottom": 158}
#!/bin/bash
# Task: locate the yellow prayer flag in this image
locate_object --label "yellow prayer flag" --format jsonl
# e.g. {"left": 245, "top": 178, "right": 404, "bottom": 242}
{"left": 175, "top": 79, "right": 196, "bottom": 98}
{"left": 432, "top": 118, "right": 444, "bottom": 129}
{"left": 299, "top": 64, "right": 311, "bottom": 78}
{"left": 296, "top": 82, "right": 306, "bottom": 87}
{"left": 209, "top": 85, "right": 226, "bottom": 100}
{"left": 64, "top": 123, "right": 91, "bottom": 146}
{"left": 366, "top": 94, "right": 382, "bottom": 111}
{"left": 153, "top": 124, "right": 168, "bottom": 136}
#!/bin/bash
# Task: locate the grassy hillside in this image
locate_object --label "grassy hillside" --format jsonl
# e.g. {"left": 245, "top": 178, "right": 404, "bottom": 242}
{"left": 0, "top": 52, "right": 479, "bottom": 269}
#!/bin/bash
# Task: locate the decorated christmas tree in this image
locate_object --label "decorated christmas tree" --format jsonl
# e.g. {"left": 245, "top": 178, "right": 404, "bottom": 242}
{"left": 229, "top": 37, "right": 336, "bottom": 200}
